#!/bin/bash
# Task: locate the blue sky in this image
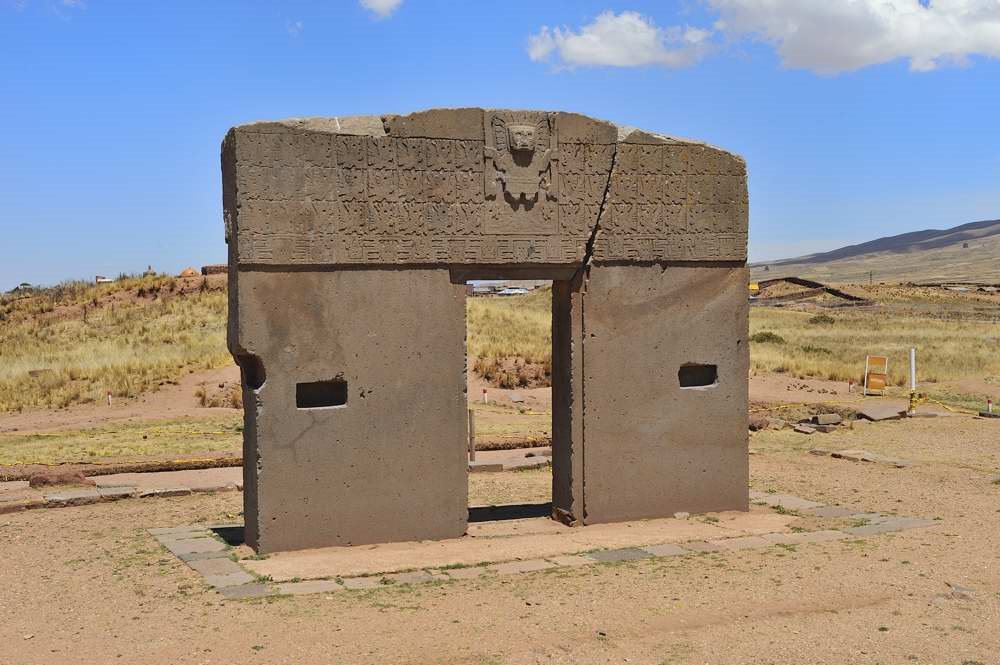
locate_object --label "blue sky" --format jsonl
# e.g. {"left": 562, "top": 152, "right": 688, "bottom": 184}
{"left": 2, "top": 0, "right": 998, "bottom": 288}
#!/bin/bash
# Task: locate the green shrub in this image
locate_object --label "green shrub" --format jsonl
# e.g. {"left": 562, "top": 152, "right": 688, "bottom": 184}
{"left": 807, "top": 313, "right": 836, "bottom": 325}
{"left": 750, "top": 331, "right": 786, "bottom": 344}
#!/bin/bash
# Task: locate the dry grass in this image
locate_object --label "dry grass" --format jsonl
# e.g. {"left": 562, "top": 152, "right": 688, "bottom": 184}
{"left": 5, "top": 274, "right": 997, "bottom": 413}
{"left": 0, "top": 416, "right": 242, "bottom": 465}
{"left": 750, "top": 306, "right": 1000, "bottom": 385}
{"left": 467, "top": 287, "right": 552, "bottom": 387}
{"left": 0, "top": 275, "right": 230, "bottom": 412}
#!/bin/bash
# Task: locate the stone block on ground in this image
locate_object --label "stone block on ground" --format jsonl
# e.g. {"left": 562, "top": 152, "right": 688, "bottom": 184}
{"left": 162, "top": 536, "right": 227, "bottom": 556}
{"left": 188, "top": 557, "right": 246, "bottom": 577}
{"left": 979, "top": 411, "right": 1000, "bottom": 418}
{"left": 203, "top": 571, "right": 256, "bottom": 588}
{"left": 707, "top": 535, "right": 771, "bottom": 551}
{"left": 468, "top": 461, "right": 504, "bottom": 473}
{"left": 679, "top": 541, "right": 722, "bottom": 553}
{"left": 793, "top": 424, "right": 816, "bottom": 435}
{"left": 341, "top": 576, "right": 384, "bottom": 590}
{"left": 801, "top": 505, "right": 856, "bottom": 518}
{"left": 276, "top": 579, "right": 344, "bottom": 596}
{"left": 813, "top": 424, "right": 838, "bottom": 433}
{"left": 28, "top": 470, "right": 95, "bottom": 488}
{"left": 762, "top": 530, "right": 847, "bottom": 545}
{"left": 546, "top": 555, "right": 595, "bottom": 567}
{"left": 857, "top": 403, "right": 905, "bottom": 421}
{"left": 219, "top": 583, "right": 274, "bottom": 600}
{"left": 812, "top": 413, "right": 843, "bottom": 425}
{"left": 490, "top": 559, "right": 557, "bottom": 575}
{"left": 382, "top": 570, "right": 435, "bottom": 585}
{"left": 761, "top": 494, "right": 824, "bottom": 511}
{"left": 44, "top": 488, "right": 102, "bottom": 506}
{"left": 641, "top": 543, "right": 688, "bottom": 557}
{"left": 139, "top": 487, "right": 193, "bottom": 498}
{"left": 585, "top": 547, "right": 653, "bottom": 563}
{"left": 97, "top": 487, "right": 137, "bottom": 500}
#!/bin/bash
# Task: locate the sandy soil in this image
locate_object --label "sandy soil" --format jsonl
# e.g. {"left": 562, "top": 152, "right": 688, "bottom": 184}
{"left": 1, "top": 416, "right": 997, "bottom": 664}
{"left": 0, "top": 365, "right": 242, "bottom": 435}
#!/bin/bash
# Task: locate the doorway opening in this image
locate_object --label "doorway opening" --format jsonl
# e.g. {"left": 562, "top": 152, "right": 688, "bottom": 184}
{"left": 463, "top": 274, "right": 567, "bottom": 524}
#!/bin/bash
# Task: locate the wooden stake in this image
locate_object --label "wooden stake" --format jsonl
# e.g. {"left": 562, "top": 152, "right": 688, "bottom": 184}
{"left": 468, "top": 409, "right": 476, "bottom": 462}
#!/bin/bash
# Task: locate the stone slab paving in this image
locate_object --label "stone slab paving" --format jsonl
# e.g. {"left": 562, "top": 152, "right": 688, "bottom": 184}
{"left": 148, "top": 491, "right": 942, "bottom": 600}
{"left": 1, "top": 448, "right": 553, "bottom": 515}
{"left": 585, "top": 547, "right": 653, "bottom": 562}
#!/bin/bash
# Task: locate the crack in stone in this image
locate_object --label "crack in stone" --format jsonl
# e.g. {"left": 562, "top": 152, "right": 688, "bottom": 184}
{"left": 573, "top": 140, "right": 619, "bottom": 284}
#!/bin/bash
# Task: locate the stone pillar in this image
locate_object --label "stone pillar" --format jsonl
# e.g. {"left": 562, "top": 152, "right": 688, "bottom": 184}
{"left": 232, "top": 268, "right": 468, "bottom": 553}
{"left": 579, "top": 264, "right": 750, "bottom": 523}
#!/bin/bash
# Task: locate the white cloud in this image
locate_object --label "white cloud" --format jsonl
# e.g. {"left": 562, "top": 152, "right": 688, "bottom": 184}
{"left": 360, "top": 0, "right": 402, "bottom": 19}
{"left": 527, "top": 11, "right": 713, "bottom": 69}
{"left": 528, "top": 2, "right": 1000, "bottom": 74}
{"left": 709, "top": 0, "right": 1000, "bottom": 74}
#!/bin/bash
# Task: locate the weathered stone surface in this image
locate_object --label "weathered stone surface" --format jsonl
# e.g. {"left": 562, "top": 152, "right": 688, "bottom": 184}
{"left": 578, "top": 265, "right": 749, "bottom": 523}
{"left": 381, "top": 570, "right": 435, "bottom": 585}
{"left": 223, "top": 109, "right": 747, "bottom": 269}
{"left": 162, "top": 537, "right": 227, "bottom": 556}
{"left": 546, "top": 554, "right": 595, "bottom": 567}
{"left": 97, "top": 487, "right": 137, "bottom": 500}
{"left": 219, "top": 583, "right": 274, "bottom": 600}
{"left": 138, "top": 487, "right": 192, "bottom": 498}
{"left": 275, "top": 579, "right": 344, "bottom": 596}
{"left": 794, "top": 424, "right": 816, "bottom": 435}
{"left": 585, "top": 547, "right": 653, "bottom": 563}
{"left": 801, "top": 505, "right": 856, "bottom": 518}
{"left": 679, "top": 541, "right": 723, "bottom": 553}
{"left": 760, "top": 494, "right": 825, "bottom": 511}
{"left": 188, "top": 557, "right": 246, "bottom": 577}
{"left": 341, "top": 576, "right": 384, "bottom": 590}
{"left": 641, "top": 543, "right": 688, "bottom": 557}
{"left": 857, "top": 403, "right": 906, "bottom": 421}
{"left": 203, "top": 572, "right": 256, "bottom": 588}
{"left": 28, "top": 470, "right": 95, "bottom": 488}
{"left": 762, "top": 530, "right": 847, "bottom": 545}
{"left": 224, "top": 108, "right": 750, "bottom": 554}
{"left": 44, "top": 489, "right": 102, "bottom": 506}
{"left": 812, "top": 413, "right": 842, "bottom": 425}
{"left": 490, "top": 559, "right": 557, "bottom": 575}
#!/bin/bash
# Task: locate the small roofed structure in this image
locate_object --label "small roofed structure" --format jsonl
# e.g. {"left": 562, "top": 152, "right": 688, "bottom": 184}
{"left": 142, "top": 265, "right": 156, "bottom": 277}
{"left": 95, "top": 275, "right": 113, "bottom": 284}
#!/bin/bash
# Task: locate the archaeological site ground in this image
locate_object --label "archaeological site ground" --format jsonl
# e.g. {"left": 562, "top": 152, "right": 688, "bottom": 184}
{"left": 2, "top": 112, "right": 998, "bottom": 665}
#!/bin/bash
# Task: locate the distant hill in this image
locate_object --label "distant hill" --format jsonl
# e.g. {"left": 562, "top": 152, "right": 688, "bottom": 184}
{"left": 750, "top": 219, "right": 1000, "bottom": 284}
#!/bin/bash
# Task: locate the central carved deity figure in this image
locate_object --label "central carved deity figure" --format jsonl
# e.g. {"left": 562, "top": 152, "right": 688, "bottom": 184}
{"left": 485, "top": 112, "right": 557, "bottom": 204}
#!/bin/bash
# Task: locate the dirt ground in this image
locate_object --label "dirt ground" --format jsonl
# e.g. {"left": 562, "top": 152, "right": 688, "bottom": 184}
{"left": 2, "top": 415, "right": 998, "bottom": 664}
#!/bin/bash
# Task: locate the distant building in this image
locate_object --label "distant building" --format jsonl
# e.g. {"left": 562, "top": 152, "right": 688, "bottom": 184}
{"left": 201, "top": 264, "right": 228, "bottom": 275}
{"left": 142, "top": 265, "right": 156, "bottom": 277}
{"left": 95, "top": 275, "right": 113, "bottom": 284}
{"left": 179, "top": 267, "right": 199, "bottom": 277}
{"left": 496, "top": 287, "right": 529, "bottom": 296}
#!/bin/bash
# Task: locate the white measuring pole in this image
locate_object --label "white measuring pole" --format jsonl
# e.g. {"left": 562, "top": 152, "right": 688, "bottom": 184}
{"left": 910, "top": 348, "right": 917, "bottom": 393}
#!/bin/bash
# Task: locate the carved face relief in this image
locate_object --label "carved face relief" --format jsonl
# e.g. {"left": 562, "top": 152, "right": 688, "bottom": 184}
{"left": 508, "top": 125, "right": 536, "bottom": 152}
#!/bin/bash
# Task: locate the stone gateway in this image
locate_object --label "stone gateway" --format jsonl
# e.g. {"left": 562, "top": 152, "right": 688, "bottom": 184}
{"left": 222, "top": 108, "right": 749, "bottom": 553}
